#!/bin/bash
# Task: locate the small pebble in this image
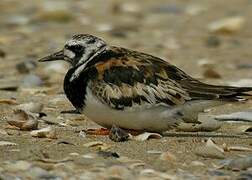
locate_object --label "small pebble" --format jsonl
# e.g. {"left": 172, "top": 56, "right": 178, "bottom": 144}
{"left": 97, "top": 151, "right": 120, "bottom": 158}
{"left": 226, "top": 156, "right": 252, "bottom": 170}
{"left": 16, "top": 102, "right": 43, "bottom": 113}
{"left": 34, "top": 10, "right": 74, "bottom": 23}
{"left": 106, "top": 165, "right": 133, "bottom": 180}
{"left": 20, "top": 74, "right": 43, "bottom": 88}
{"left": 177, "top": 115, "right": 221, "bottom": 132}
{"left": 16, "top": 60, "right": 37, "bottom": 74}
{"left": 208, "top": 16, "right": 245, "bottom": 34}
{"left": 190, "top": 161, "right": 205, "bottom": 167}
{"left": 151, "top": 4, "right": 183, "bottom": 14}
{"left": 0, "top": 49, "right": 6, "bottom": 58}
{"left": 206, "top": 36, "right": 221, "bottom": 48}
{"left": 30, "top": 126, "right": 57, "bottom": 139}
{"left": 4, "top": 161, "right": 31, "bottom": 172}
{"left": 203, "top": 68, "right": 221, "bottom": 79}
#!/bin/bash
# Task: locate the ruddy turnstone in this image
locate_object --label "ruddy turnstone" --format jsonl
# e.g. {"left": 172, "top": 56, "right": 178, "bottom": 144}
{"left": 39, "top": 34, "right": 252, "bottom": 132}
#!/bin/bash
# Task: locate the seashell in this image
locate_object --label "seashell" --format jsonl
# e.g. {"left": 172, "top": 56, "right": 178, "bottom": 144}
{"left": 208, "top": 16, "right": 245, "bottom": 34}
{"left": 147, "top": 150, "right": 163, "bottom": 154}
{"left": 4, "top": 161, "right": 31, "bottom": 172}
{"left": 0, "top": 129, "right": 8, "bottom": 135}
{"left": 16, "top": 102, "right": 43, "bottom": 113}
{"left": 206, "top": 138, "right": 224, "bottom": 153}
{"left": 79, "top": 130, "right": 86, "bottom": 138}
{"left": 69, "top": 152, "right": 79, "bottom": 156}
{"left": 0, "top": 78, "right": 19, "bottom": 91}
{"left": 140, "top": 169, "right": 156, "bottom": 175}
{"left": 83, "top": 141, "right": 110, "bottom": 150}
{"left": 185, "top": 4, "right": 206, "bottom": 16}
{"left": 82, "top": 153, "right": 97, "bottom": 159}
{"left": 223, "top": 144, "right": 252, "bottom": 152}
{"left": 133, "top": 132, "right": 162, "bottom": 141}
{"left": 0, "top": 141, "right": 17, "bottom": 146}
{"left": 194, "top": 138, "right": 225, "bottom": 159}
{"left": 0, "top": 99, "right": 17, "bottom": 105}
{"left": 190, "top": 161, "right": 205, "bottom": 166}
{"left": 177, "top": 116, "right": 221, "bottom": 132}
{"left": 6, "top": 109, "right": 38, "bottom": 131}
{"left": 215, "top": 111, "right": 252, "bottom": 122}
{"left": 30, "top": 126, "right": 57, "bottom": 139}
{"left": 129, "top": 162, "right": 146, "bottom": 169}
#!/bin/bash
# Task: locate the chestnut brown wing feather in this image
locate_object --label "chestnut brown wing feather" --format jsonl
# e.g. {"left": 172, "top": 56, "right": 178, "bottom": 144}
{"left": 88, "top": 47, "right": 252, "bottom": 110}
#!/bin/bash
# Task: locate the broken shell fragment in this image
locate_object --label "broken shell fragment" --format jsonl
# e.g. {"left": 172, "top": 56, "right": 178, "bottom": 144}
{"left": 177, "top": 116, "right": 221, "bottom": 132}
{"left": 30, "top": 126, "right": 57, "bottom": 139}
{"left": 83, "top": 141, "right": 110, "bottom": 150}
{"left": 6, "top": 109, "right": 38, "bottom": 131}
{"left": 0, "top": 99, "right": 17, "bottom": 105}
{"left": 194, "top": 138, "right": 225, "bottom": 159}
{"left": 16, "top": 102, "right": 43, "bottom": 113}
{"left": 133, "top": 132, "right": 162, "bottom": 141}
{"left": 190, "top": 161, "right": 205, "bottom": 167}
{"left": 0, "top": 141, "right": 18, "bottom": 146}
{"left": 208, "top": 16, "right": 245, "bottom": 34}
{"left": 223, "top": 144, "right": 252, "bottom": 152}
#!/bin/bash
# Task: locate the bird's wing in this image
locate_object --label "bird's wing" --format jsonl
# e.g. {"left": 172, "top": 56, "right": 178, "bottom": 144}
{"left": 88, "top": 47, "right": 193, "bottom": 110}
{"left": 87, "top": 47, "right": 252, "bottom": 110}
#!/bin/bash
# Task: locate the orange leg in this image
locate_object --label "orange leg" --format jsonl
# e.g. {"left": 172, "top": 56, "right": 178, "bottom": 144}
{"left": 85, "top": 128, "right": 110, "bottom": 135}
{"left": 85, "top": 127, "right": 143, "bottom": 136}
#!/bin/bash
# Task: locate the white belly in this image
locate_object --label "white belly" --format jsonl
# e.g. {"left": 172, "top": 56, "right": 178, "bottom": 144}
{"left": 82, "top": 88, "right": 182, "bottom": 132}
{"left": 82, "top": 88, "right": 224, "bottom": 132}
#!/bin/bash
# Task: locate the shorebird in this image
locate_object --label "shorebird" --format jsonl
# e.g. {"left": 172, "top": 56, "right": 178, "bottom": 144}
{"left": 39, "top": 34, "right": 252, "bottom": 133}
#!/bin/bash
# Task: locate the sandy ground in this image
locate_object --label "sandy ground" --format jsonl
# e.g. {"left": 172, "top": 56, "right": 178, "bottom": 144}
{"left": 0, "top": 0, "right": 252, "bottom": 179}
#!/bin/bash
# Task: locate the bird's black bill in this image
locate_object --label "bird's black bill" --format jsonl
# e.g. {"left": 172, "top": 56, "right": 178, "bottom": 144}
{"left": 38, "top": 50, "right": 64, "bottom": 62}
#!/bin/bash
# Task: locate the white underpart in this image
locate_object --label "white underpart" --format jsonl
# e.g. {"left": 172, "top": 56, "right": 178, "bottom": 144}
{"left": 83, "top": 88, "right": 182, "bottom": 132}
{"left": 82, "top": 88, "right": 225, "bottom": 132}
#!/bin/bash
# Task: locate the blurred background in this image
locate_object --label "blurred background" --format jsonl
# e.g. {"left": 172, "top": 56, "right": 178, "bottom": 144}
{"left": 0, "top": 0, "right": 252, "bottom": 90}
{"left": 1, "top": 2, "right": 252, "bottom": 178}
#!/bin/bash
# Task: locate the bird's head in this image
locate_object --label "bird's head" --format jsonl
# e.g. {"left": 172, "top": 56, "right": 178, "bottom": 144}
{"left": 39, "top": 34, "right": 107, "bottom": 67}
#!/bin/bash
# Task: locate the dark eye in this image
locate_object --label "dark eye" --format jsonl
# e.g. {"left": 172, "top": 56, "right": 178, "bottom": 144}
{"left": 73, "top": 45, "right": 84, "bottom": 52}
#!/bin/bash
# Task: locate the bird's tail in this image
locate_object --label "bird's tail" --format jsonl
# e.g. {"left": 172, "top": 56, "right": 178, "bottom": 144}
{"left": 181, "top": 81, "right": 252, "bottom": 101}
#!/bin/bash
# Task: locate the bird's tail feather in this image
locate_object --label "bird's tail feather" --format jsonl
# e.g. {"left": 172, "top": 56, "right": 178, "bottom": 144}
{"left": 181, "top": 81, "right": 252, "bottom": 101}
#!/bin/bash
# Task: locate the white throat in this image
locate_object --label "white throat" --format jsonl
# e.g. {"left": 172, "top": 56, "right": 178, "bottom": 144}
{"left": 69, "top": 45, "right": 108, "bottom": 82}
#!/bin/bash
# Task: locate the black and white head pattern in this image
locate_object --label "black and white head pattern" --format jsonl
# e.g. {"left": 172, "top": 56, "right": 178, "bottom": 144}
{"left": 64, "top": 34, "right": 107, "bottom": 67}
